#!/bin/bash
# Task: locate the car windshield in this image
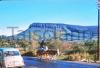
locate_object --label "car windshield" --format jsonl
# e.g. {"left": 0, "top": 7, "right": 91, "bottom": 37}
{"left": 4, "top": 51, "right": 20, "bottom": 57}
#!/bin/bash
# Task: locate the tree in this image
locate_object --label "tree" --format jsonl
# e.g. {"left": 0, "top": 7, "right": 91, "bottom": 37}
{"left": 84, "top": 40, "right": 97, "bottom": 54}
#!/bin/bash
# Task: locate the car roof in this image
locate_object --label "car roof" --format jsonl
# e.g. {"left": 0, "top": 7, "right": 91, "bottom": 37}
{"left": 0, "top": 48, "right": 19, "bottom": 52}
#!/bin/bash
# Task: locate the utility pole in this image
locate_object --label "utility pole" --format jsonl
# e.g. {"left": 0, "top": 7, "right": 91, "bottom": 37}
{"left": 18, "top": 30, "right": 25, "bottom": 41}
{"left": 98, "top": 0, "right": 100, "bottom": 61}
{"left": 7, "top": 27, "right": 18, "bottom": 47}
{"left": 54, "top": 26, "right": 57, "bottom": 40}
{"left": 29, "top": 30, "right": 31, "bottom": 43}
{"left": 71, "top": 32, "right": 73, "bottom": 41}
{"left": 98, "top": 9, "right": 100, "bottom": 61}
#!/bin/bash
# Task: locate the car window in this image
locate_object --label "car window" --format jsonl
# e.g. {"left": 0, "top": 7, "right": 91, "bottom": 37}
{"left": 4, "top": 51, "right": 20, "bottom": 57}
{"left": 0, "top": 51, "right": 2, "bottom": 57}
{"left": 14, "top": 51, "right": 20, "bottom": 55}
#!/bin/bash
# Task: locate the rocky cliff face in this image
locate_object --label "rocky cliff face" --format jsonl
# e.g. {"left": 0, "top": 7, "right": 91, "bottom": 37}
{"left": 16, "top": 23, "right": 98, "bottom": 41}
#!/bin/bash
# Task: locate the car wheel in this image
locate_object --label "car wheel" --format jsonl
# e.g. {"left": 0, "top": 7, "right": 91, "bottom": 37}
{"left": 18, "top": 67, "right": 24, "bottom": 68}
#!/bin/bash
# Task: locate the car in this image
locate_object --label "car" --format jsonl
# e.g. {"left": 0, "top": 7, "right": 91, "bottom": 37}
{"left": 0, "top": 48, "right": 24, "bottom": 68}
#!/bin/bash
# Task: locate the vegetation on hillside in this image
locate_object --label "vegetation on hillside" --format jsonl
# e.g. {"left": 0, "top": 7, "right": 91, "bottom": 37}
{"left": 0, "top": 35, "right": 98, "bottom": 62}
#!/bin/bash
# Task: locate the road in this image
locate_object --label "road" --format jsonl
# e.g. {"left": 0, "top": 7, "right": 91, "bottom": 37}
{"left": 23, "top": 57, "right": 100, "bottom": 68}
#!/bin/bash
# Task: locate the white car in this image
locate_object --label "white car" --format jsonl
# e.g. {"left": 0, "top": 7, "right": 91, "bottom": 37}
{"left": 0, "top": 48, "right": 24, "bottom": 68}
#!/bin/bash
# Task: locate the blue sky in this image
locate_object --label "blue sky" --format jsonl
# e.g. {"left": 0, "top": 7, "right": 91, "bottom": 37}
{"left": 0, "top": 0, "right": 98, "bottom": 36}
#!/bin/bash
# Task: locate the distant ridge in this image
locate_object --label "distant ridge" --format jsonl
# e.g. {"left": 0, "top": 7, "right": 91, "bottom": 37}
{"left": 16, "top": 23, "right": 98, "bottom": 41}
{"left": 29, "top": 23, "right": 97, "bottom": 33}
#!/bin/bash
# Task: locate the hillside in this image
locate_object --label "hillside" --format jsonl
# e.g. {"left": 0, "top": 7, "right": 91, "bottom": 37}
{"left": 16, "top": 23, "right": 98, "bottom": 41}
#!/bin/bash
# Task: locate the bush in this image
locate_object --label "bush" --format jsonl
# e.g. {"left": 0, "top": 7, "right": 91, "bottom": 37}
{"left": 62, "top": 56, "right": 73, "bottom": 61}
{"left": 22, "top": 51, "right": 36, "bottom": 57}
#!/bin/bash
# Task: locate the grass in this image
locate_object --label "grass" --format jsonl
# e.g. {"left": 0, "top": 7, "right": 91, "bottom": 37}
{"left": 56, "top": 55, "right": 66, "bottom": 60}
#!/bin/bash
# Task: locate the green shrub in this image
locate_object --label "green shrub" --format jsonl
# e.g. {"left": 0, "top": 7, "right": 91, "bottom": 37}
{"left": 22, "top": 51, "right": 36, "bottom": 57}
{"left": 62, "top": 56, "right": 73, "bottom": 61}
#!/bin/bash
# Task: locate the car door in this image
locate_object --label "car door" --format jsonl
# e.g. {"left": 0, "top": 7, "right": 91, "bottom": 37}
{"left": 0, "top": 51, "right": 3, "bottom": 67}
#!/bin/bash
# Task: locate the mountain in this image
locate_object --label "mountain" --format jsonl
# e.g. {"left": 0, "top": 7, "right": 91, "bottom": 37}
{"left": 15, "top": 23, "right": 98, "bottom": 41}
